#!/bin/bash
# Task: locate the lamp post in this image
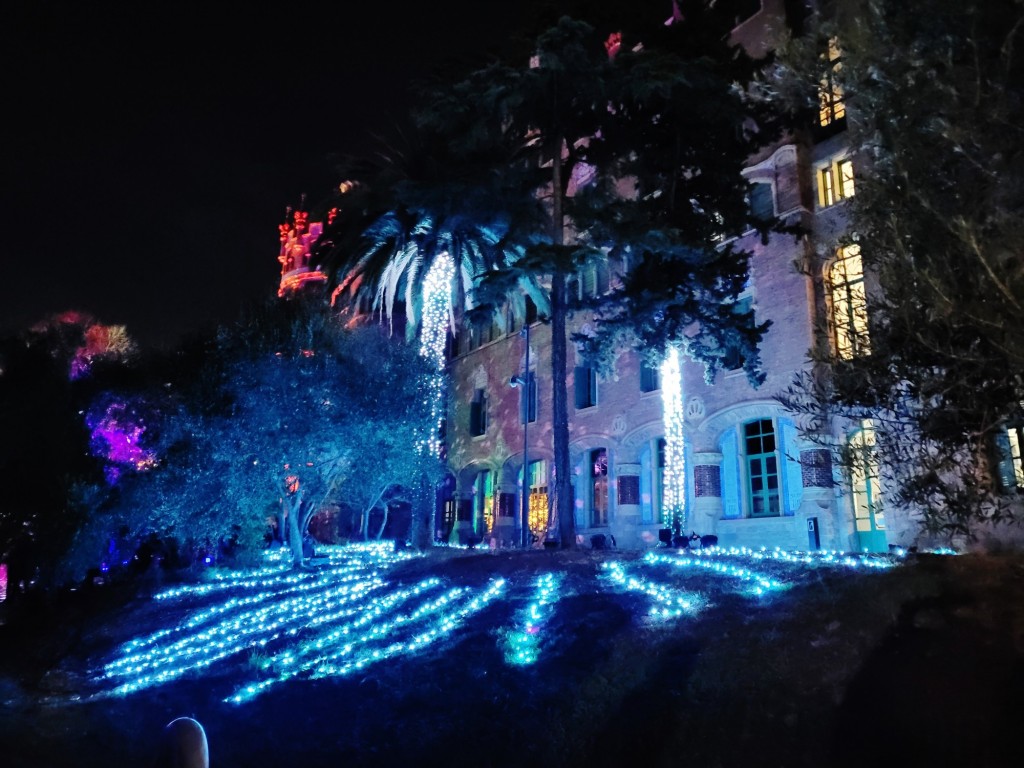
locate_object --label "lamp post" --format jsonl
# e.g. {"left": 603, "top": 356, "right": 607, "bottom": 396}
{"left": 510, "top": 323, "right": 531, "bottom": 548}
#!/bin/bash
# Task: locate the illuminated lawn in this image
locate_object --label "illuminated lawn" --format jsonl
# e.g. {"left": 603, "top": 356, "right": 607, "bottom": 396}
{"left": 6, "top": 543, "right": 1018, "bottom": 768}
{"left": 90, "top": 543, "right": 899, "bottom": 703}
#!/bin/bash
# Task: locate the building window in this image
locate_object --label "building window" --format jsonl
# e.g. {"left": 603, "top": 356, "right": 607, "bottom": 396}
{"left": 474, "top": 470, "right": 494, "bottom": 535}
{"left": 469, "top": 389, "right": 488, "bottom": 437}
{"left": 591, "top": 448, "right": 609, "bottom": 526}
{"left": 509, "top": 296, "right": 539, "bottom": 333}
{"left": 829, "top": 245, "right": 870, "bottom": 359}
{"left": 748, "top": 181, "right": 775, "bottom": 220}
{"left": 723, "top": 295, "right": 754, "bottom": 371}
{"left": 1000, "top": 425, "right": 1024, "bottom": 490}
{"left": 849, "top": 422, "right": 884, "bottom": 533}
{"left": 575, "top": 365, "right": 598, "bottom": 409}
{"left": 519, "top": 372, "right": 537, "bottom": 424}
{"left": 527, "top": 460, "right": 549, "bottom": 539}
{"left": 640, "top": 360, "right": 660, "bottom": 393}
{"left": 744, "top": 419, "right": 780, "bottom": 517}
{"left": 820, "top": 158, "right": 855, "bottom": 207}
{"left": 819, "top": 37, "right": 846, "bottom": 128}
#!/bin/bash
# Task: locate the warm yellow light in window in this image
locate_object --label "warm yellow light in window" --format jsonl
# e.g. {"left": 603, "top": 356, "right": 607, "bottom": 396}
{"left": 819, "top": 37, "right": 845, "bottom": 127}
{"left": 838, "top": 159, "right": 855, "bottom": 198}
{"left": 528, "top": 492, "right": 548, "bottom": 538}
{"left": 850, "top": 421, "right": 883, "bottom": 531}
{"left": 830, "top": 245, "right": 870, "bottom": 359}
{"left": 820, "top": 159, "right": 855, "bottom": 208}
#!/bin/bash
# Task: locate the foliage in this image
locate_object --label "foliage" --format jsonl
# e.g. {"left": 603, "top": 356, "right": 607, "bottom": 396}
{"left": 420, "top": 8, "right": 779, "bottom": 546}
{"left": 313, "top": 120, "right": 539, "bottom": 341}
{"left": 63, "top": 299, "right": 442, "bottom": 576}
{"left": 0, "top": 322, "right": 119, "bottom": 594}
{"left": 772, "top": 0, "right": 1024, "bottom": 538}
{"left": 570, "top": 2, "right": 781, "bottom": 385}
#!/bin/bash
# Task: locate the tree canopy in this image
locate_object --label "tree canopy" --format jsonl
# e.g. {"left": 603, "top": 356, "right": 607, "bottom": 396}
{"left": 775, "top": 0, "right": 1024, "bottom": 538}
{"left": 67, "top": 299, "right": 441, "bottom": 575}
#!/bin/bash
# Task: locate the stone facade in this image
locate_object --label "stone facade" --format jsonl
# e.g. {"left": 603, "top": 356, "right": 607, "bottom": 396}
{"left": 438, "top": 1, "right": 913, "bottom": 554}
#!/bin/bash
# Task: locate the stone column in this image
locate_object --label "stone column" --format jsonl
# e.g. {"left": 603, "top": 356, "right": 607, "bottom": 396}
{"left": 692, "top": 452, "right": 724, "bottom": 535}
{"left": 612, "top": 463, "right": 642, "bottom": 549}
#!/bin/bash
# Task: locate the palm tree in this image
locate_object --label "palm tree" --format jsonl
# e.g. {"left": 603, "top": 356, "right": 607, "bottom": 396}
{"left": 315, "top": 123, "right": 541, "bottom": 547}
{"left": 415, "top": 17, "right": 618, "bottom": 549}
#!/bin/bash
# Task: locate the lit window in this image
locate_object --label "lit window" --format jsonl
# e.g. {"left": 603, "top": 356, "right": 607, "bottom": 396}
{"left": 744, "top": 419, "right": 780, "bottom": 517}
{"left": 575, "top": 365, "right": 598, "bottom": 409}
{"left": 528, "top": 460, "right": 549, "bottom": 538}
{"left": 474, "top": 470, "right": 494, "bottom": 535}
{"left": 591, "top": 448, "right": 609, "bottom": 526}
{"left": 850, "top": 421, "right": 884, "bottom": 533}
{"left": 819, "top": 37, "right": 846, "bottom": 128}
{"left": 829, "top": 245, "right": 870, "bottom": 359}
{"left": 469, "top": 389, "right": 488, "bottom": 437}
{"left": 820, "top": 158, "right": 855, "bottom": 207}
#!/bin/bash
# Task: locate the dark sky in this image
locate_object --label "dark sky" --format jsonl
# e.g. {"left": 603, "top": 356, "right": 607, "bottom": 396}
{"left": 1, "top": 0, "right": 537, "bottom": 350}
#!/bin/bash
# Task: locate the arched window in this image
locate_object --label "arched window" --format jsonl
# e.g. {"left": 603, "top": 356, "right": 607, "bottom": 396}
{"left": 829, "top": 245, "right": 870, "bottom": 359}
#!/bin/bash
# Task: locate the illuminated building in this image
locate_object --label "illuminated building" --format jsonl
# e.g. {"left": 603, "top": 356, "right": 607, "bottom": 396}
{"left": 436, "top": 1, "right": 903, "bottom": 553}
{"left": 303, "top": 2, "right": 952, "bottom": 553}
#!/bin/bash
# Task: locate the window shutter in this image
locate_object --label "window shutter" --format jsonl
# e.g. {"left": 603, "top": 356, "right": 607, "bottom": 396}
{"left": 996, "top": 430, "right": 1017, "bottom": 491}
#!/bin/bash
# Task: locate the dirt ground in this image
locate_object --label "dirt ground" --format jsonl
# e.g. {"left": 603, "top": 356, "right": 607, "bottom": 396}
{"left": 1, "top": 547, "right": 1022, "bottom": 767}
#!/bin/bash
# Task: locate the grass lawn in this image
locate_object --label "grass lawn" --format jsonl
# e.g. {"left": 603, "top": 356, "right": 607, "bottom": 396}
{"left": 1, "top": 543, "right": 1023, "bottom": 767}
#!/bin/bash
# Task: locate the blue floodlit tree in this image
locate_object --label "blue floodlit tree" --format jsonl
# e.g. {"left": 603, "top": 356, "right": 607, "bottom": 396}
{"left": 71, "top": 299, "right": 440, "bottom": 573}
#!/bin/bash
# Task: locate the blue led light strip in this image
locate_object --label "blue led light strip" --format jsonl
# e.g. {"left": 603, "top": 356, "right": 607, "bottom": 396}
{"left": 600, "top": 561, "right": 702, "bottom": 619}
{"left": 501, "top": 572, "right": 563, "bottom": 666}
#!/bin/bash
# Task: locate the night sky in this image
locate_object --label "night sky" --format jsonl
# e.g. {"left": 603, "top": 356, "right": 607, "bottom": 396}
{"left": 2, "top": 0, "right": 536, "bottom": 350}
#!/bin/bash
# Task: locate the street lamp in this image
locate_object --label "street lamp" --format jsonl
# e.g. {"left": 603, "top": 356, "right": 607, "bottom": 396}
{"left": 509, "top": 323, "right": 531, "bottom": 548}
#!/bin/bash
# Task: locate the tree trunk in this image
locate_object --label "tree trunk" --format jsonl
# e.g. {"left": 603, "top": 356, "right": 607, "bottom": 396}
{"left": 551, "top": 271, "right": 575, "bottom": 549}
{"left": 375, "top": 506, "right": 390, "bottom": 540}
{"left": 548, "top": 138, "right": 576, "bottom": 549}
{"left": 409, "top": 473, "right": 434, "bottom": 550}
{"left": 286, "top": 494, "right": 305, "bottom": 567}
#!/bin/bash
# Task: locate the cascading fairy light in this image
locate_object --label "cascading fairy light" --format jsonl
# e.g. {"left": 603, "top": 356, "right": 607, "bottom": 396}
{"left": 660, "top": 347, "right": 686, "bottom": 535}
{"left": 418, "top": 252, "right": 455, "bottom": 459}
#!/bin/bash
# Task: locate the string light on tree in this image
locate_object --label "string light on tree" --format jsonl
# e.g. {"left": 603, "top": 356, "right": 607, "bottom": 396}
{"left": 418, "top": 251, "right": 456, "bottom": 459}
{"left": 660, "top": 347, "right": 686, "bottom": 535}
